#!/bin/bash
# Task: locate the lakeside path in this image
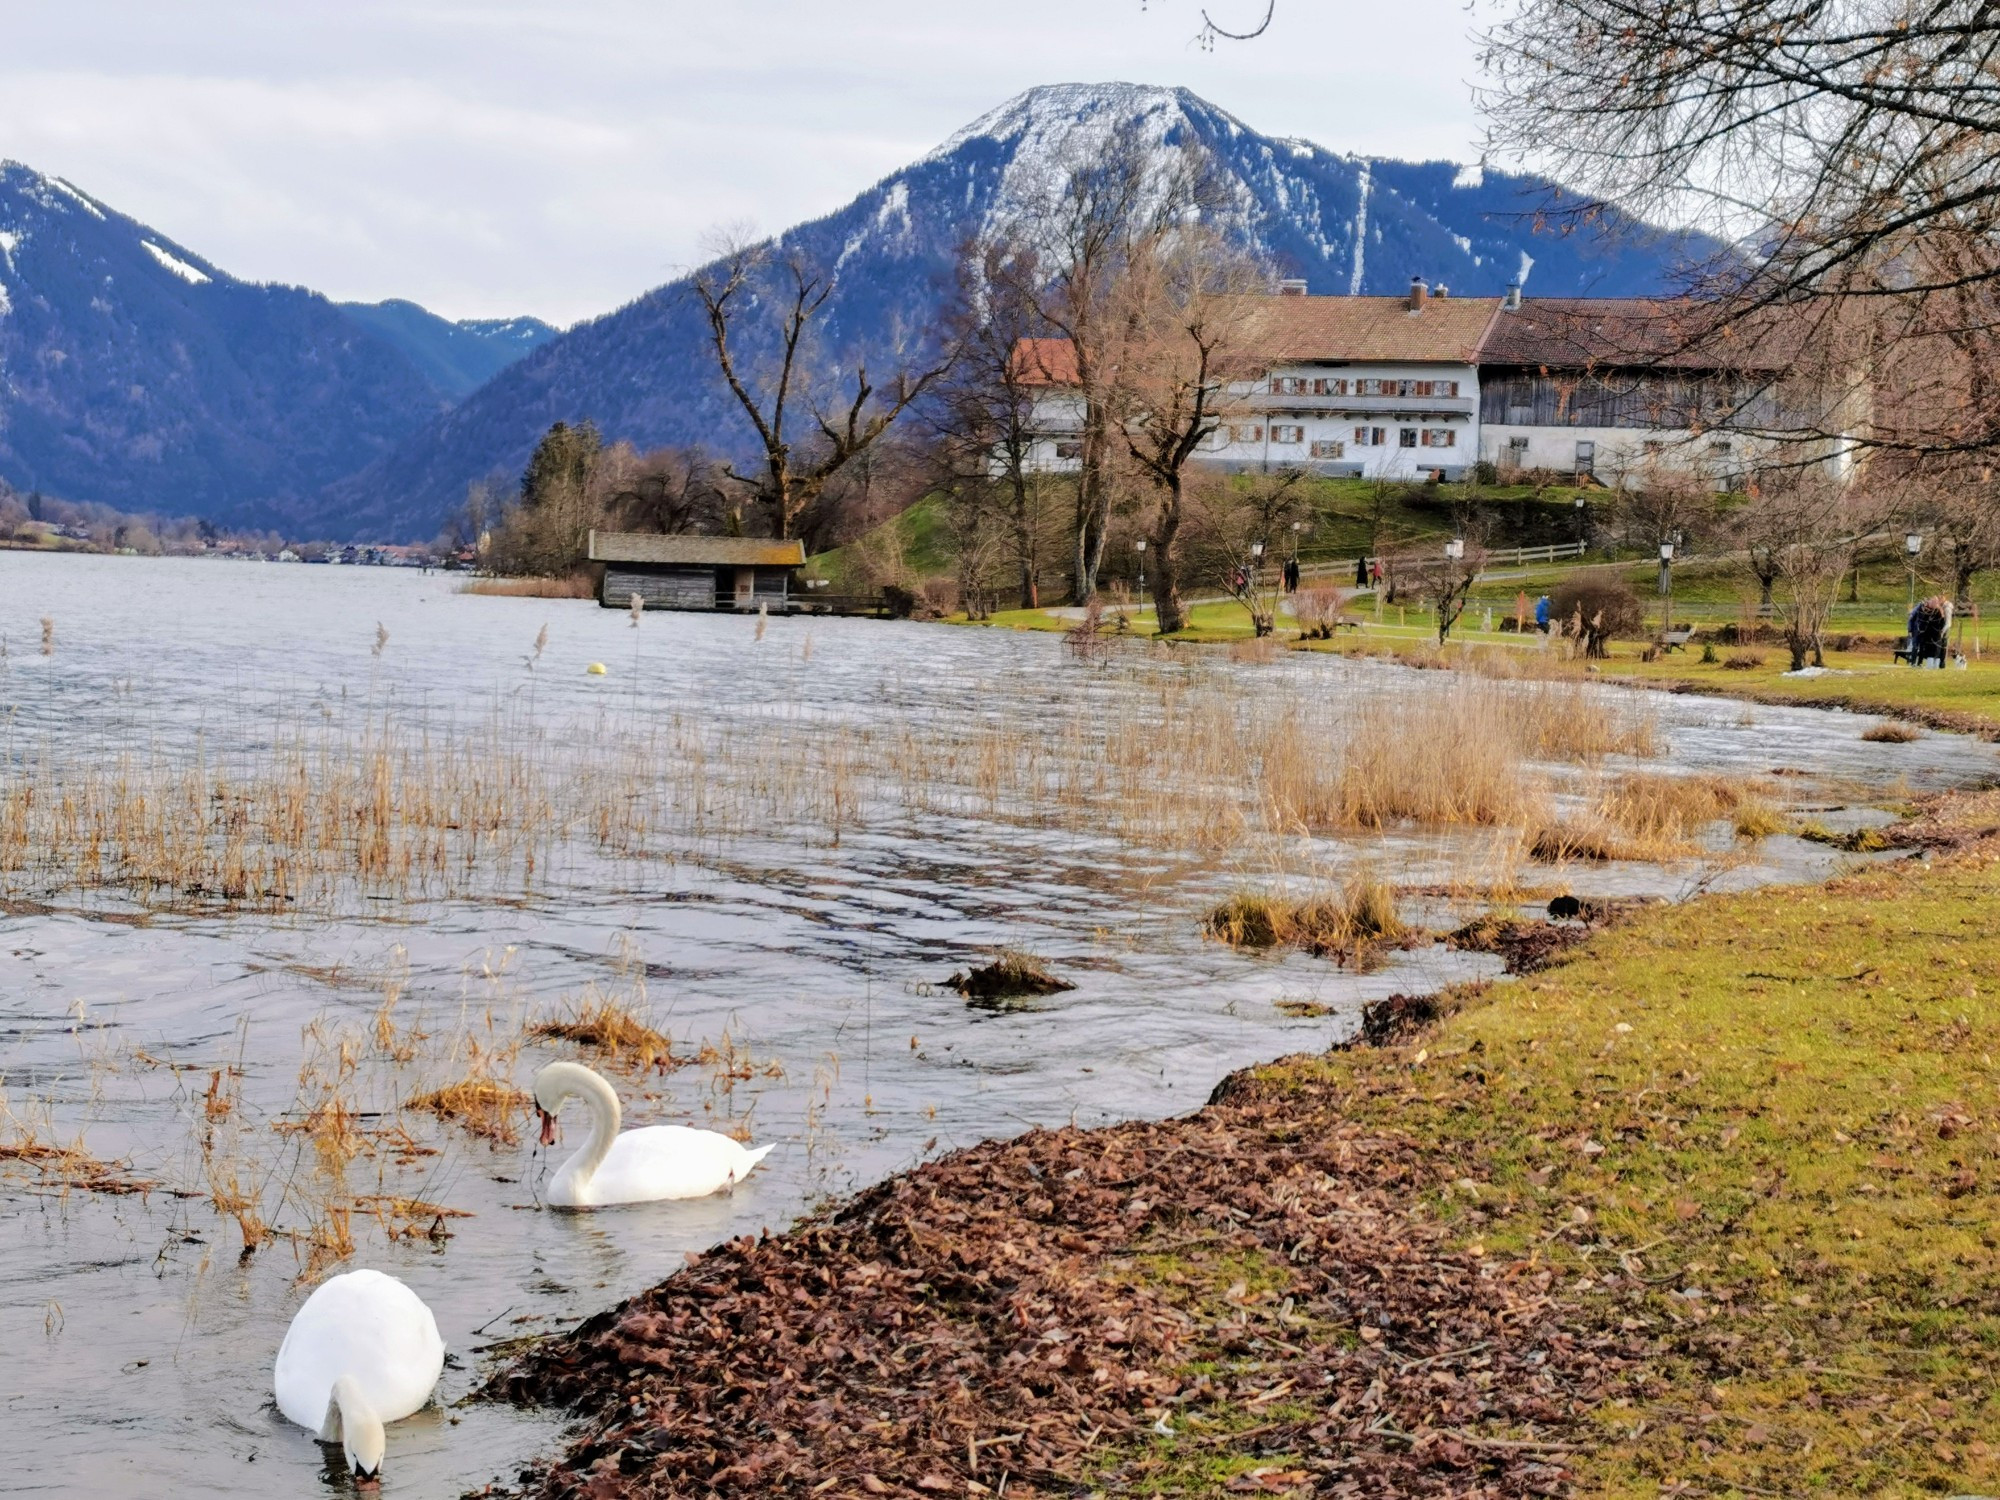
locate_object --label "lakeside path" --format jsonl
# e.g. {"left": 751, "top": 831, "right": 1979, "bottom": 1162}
{"left": 493, "top": 792, "right": 2000, "bottom": 1497}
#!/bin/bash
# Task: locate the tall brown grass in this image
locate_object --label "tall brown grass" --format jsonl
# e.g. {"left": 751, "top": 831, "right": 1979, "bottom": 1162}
{"left": 1206, "top": 874, "right": 1408, "bottom": 956}
{"left": 458, "top": 573, "right": 596, "bottom": 598}
{"left": 0, "top": 653, "right": 1673, "bottom": 915}
{"left": 1530, "top": 772, "right": 1765, "bottom": 863}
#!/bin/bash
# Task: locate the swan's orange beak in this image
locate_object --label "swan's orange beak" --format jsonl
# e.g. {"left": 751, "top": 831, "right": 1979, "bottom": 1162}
{"left": 537, "top": 1107, "right": 556, "bottom": 1147}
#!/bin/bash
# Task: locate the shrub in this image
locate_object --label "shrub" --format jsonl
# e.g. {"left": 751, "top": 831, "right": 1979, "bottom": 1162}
{"left": 1293, "top": 584, "right": 1353, "bottom": 640}
{"left": 1861, "top": 722, "right": 1921, "bottom": 743}
{"left": 1549, "top": 569, "right": 1644, "bottom": 657}
{"left": 1733, "top": 797, "right": 1787, "bottom": 838}
{"left": 1722, "top": 650, "right": 1765, "bottom": 670}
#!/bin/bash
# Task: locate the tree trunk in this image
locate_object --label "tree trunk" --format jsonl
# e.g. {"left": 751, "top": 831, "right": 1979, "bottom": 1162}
{"left": 1150, "top": 480, "right": 1186, "bottom": 634}
{"left": 1011, "top": 478, "right": 1039, "bottom": 609}
{"left": 1758, "top": 575, "right": 1776, "bottom": 612}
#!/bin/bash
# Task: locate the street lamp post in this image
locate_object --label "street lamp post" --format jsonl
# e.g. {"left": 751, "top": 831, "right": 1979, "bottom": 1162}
{"left": 1248, "top": 538, "right": 1265, "bottom": 591}
{"left": 1444, "top": 537, "right": 1465, "bottom": 562}
{"left": 1906, "top": 532, "right": 1923, "bottom": 611}
{"left": 1659, "top": 541, "right": 1675, "bottom": 637}
{"left": 1135, "top": 537, "right": 1147, "bottom": 600}
{"left": 1574, "top": 494, "right": 1587, "bottom": 548}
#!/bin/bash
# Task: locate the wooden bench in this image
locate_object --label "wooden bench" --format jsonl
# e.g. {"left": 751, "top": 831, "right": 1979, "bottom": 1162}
{"left": 1893, "top": 634, "right": 1918, "bottom": 664}
{"left": 1659, "top": 627, "right": 1695, "bottom": 653}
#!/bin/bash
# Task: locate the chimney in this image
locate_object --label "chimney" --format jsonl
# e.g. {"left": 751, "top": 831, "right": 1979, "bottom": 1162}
{"left": 1434, "top": 283, "right": 1449, "bottom": 299}
{"left": 1504, "top": 282, "right": 1522, "bottom": 310}
{"left": 1408, "top": 276, "right": 1428, "bottom": 312}
{"left": 1277, "top": 278, "right": 1308, "bottom": 297}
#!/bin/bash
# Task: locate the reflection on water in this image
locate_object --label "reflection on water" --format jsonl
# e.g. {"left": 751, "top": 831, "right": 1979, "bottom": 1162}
{"left": 0, "top": 553, "right": 1989, "bottom": 1496}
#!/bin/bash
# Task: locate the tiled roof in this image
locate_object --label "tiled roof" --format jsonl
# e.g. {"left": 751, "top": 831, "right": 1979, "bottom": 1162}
{"left": 1012, "top": 337, "right": 1079, "bottom": 386}
{"left": 1475, "top": 298, "right": 1796, "bottom": 372}
{"left": 588, "top": 532, "right": 806, "bottom": 567}
{"left": 1234, "top": 294, "right": 1503, "bottom": 363}
{"left": 1013, "top": 296, "right": 1501, "bottom": 385}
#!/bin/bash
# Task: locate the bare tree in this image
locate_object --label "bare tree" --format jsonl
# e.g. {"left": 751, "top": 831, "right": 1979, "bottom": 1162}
{"left": 1480, "top": 0, "right": 2000, "bottom": 467}
{"left": 691, "top": 241, "right": 954, "bottom": 544}
{"left": 1114, "top": 227, "right": 1264, "bottom": 633}
{"left": 932, "top": 244, "right": 1064, "bottom": 609}
{"left": 1740, "top": 478, "right": 1873, "bottom": 671}
{"left": 1189, "top": 468, "right": 1311, "bottom": 637}
{"left": 1407, "top": 543, "right": 1489, "bottom": 647}
{"left": 994, "top": 122, "right": 1227, "bottom": 601}
{"left": 1897, "top": 467, "right": 2000, "bottom": 607}
{"left": 598, "top": 444, "right": 731, "bottom": 536}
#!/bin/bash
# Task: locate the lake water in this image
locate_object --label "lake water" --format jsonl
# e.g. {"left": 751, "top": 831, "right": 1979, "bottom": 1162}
{"left": 0, "top": 552, "right": 1989, "bottom": 1497}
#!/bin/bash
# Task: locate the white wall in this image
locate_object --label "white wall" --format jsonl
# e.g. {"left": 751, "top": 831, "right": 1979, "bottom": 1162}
{"left": 1025, "top": 362, "right": 1482, "bottom": 478}
{"left": 1479, "top": 424, "right": 1752, "bottom": 487}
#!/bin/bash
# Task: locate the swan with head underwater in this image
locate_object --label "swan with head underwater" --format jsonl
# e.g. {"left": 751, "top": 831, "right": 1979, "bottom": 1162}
{"left": 272, "top": 1268, "right": 445, "bottom": 1479}
{"left": 533, "top": 1059, "right": 774, "bottom": 1207}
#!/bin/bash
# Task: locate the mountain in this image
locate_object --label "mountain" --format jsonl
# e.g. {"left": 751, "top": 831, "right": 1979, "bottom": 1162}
{"left": 337, "top": 300, "right": 559, "bottom": 401}
{"left": 0, "top": 161, "right": 550, "bottom": 523}
{"left": 316, "top": 82, "right": 1719, "bottom": 541}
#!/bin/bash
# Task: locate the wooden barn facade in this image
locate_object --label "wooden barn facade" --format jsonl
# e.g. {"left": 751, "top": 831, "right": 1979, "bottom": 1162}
{"left": 589, "top": 532, "right": 806, "bottom": 612}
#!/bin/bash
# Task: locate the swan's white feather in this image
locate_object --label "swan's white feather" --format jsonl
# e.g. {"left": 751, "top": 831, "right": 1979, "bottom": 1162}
{"left": 272, "top": 1269, "right": 444, "bottom": 1432}
{"left": 552, "top": 1124, "right": 772, "bottom": 1207}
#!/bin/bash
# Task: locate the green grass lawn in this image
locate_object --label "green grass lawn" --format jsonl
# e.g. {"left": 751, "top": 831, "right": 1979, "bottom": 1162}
{"left": 1236, "top": 794, "right": 2000, "bottom": 1494}
{"left": 972, "top": 588, "right": 2000, "bottom": 732}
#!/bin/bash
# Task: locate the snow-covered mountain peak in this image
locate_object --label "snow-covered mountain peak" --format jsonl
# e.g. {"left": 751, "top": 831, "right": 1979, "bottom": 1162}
{"left": 935, "top": 81, "right": 1210, "bottom": 157}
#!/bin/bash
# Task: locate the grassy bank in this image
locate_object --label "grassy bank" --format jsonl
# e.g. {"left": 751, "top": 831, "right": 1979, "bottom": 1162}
{"left": 1243, "top": 791, "right": 2000, "bottom": 1495}
{"left": 972, "top": 594, "right": 2000, "bottom": 735}
{"left": 497, "top": 795, "right": 2000, "bottom": 1497}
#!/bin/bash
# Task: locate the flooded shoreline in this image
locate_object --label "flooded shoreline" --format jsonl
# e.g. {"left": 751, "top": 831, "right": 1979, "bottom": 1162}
{"left": 1, "top": 553, "right": 1992, "bottom": 1496}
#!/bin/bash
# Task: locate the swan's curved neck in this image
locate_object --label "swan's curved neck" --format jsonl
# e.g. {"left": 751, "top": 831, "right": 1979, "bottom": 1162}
{"left": 557, "top": 1065, "right": 621, "bottom": 1190}
{"left": 321, "top": 1374, "right": 385, "bottom": 1475}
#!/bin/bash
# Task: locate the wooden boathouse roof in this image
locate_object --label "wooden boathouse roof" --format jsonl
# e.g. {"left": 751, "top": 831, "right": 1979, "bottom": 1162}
{"left": 588, "top": 532, "right": 806, "bottom": 567}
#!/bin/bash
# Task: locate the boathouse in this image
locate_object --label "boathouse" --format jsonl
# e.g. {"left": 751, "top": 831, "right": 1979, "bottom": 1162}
{"left": 589, "top": 532, "right": 806, "bottom": 612}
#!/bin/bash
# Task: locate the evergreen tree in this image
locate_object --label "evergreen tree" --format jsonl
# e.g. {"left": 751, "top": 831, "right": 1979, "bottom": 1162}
{"left": 519, "top": 421, "right": 602, "bottom": 509}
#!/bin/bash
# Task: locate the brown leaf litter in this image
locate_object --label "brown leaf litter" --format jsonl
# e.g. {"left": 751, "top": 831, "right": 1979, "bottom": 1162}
{"left": 490, "top": 1061, "right": 1636, "bottom": 1497}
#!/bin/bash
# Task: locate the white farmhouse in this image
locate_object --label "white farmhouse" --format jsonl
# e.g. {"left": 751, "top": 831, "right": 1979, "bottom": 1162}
{"left": 1019, "top": 279, "right": 1498, "bottom": 483}
{"left": 1018, "top": 282, "right": 1798, "bottom": 491}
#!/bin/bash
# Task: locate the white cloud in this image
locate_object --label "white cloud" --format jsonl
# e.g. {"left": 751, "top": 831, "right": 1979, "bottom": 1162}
{"left": 0, "top": 1, "right": 1482, "bottom": 324}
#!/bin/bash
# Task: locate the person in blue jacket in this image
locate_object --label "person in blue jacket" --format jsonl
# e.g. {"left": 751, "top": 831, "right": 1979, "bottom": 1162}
{"left": 1534, "top": 594, "right": 1551, "bottom": 634}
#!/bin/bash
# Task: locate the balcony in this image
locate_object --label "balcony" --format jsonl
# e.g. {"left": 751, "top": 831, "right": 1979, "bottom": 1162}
{"left": 1248, "top": 393, "right": 1475, "bottom": 418}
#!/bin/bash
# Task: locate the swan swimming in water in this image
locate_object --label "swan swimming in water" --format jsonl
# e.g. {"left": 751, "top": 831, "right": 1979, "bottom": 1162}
{"left": 272, "top": 1268, "right": 445, "bottom": 1477}
{"left": 533, "top": 1059, "right": 773, "bottom": 1208}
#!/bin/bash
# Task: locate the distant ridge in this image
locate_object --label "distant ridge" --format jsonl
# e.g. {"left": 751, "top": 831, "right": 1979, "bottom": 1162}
{"left": 316, "top": 83, "right": 1717, "bottom": 540}
{"left": 0, "top": 161, "right": 552, "bottom": 523}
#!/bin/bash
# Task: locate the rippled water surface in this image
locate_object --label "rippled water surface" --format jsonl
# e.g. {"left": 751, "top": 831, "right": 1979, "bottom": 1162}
{"left": 0, "top": 553, "right": 1990, "bottom": 1496}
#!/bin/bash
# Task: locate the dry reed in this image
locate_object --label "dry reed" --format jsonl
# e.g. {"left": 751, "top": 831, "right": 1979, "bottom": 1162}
{"left": 406, "top": 1077, "right": 531, "bottom": 1146}
{"left": 459, "top": 574, "right": 596, "bottom": 599}
{"left": 1206, "top": 875, "right": 1408, "bottom": 957}
{"left": 530, "top": 985, "right": 678, "bottom": 1073}
{"left": 1861, "top": 722, "right": 1921, "bottom": 743}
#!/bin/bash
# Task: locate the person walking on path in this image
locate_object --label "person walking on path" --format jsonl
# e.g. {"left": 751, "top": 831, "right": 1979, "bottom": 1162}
{"left": 1355, "top": 555, "right": 1369, "bottom": 588}
{"left": 1535, "top": 594, "right": 1551, "bottom": 634}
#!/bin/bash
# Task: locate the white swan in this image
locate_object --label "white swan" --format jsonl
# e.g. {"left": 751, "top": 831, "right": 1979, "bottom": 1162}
{"left": 273, "top": 1268, "right": 445, "bottom": 1477}
{"left": 533, "top": 1059, "right": 773, "bottom": 1208}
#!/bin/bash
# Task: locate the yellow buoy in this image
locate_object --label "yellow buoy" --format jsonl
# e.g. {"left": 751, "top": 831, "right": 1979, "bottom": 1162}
{"left": 586, "top": 662, "right": 608, "bottom": 676}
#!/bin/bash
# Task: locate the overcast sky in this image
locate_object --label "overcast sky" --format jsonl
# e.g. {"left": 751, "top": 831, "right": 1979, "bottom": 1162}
{"left": 0, "top": 1, "right": 1489, "bottom": 326}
